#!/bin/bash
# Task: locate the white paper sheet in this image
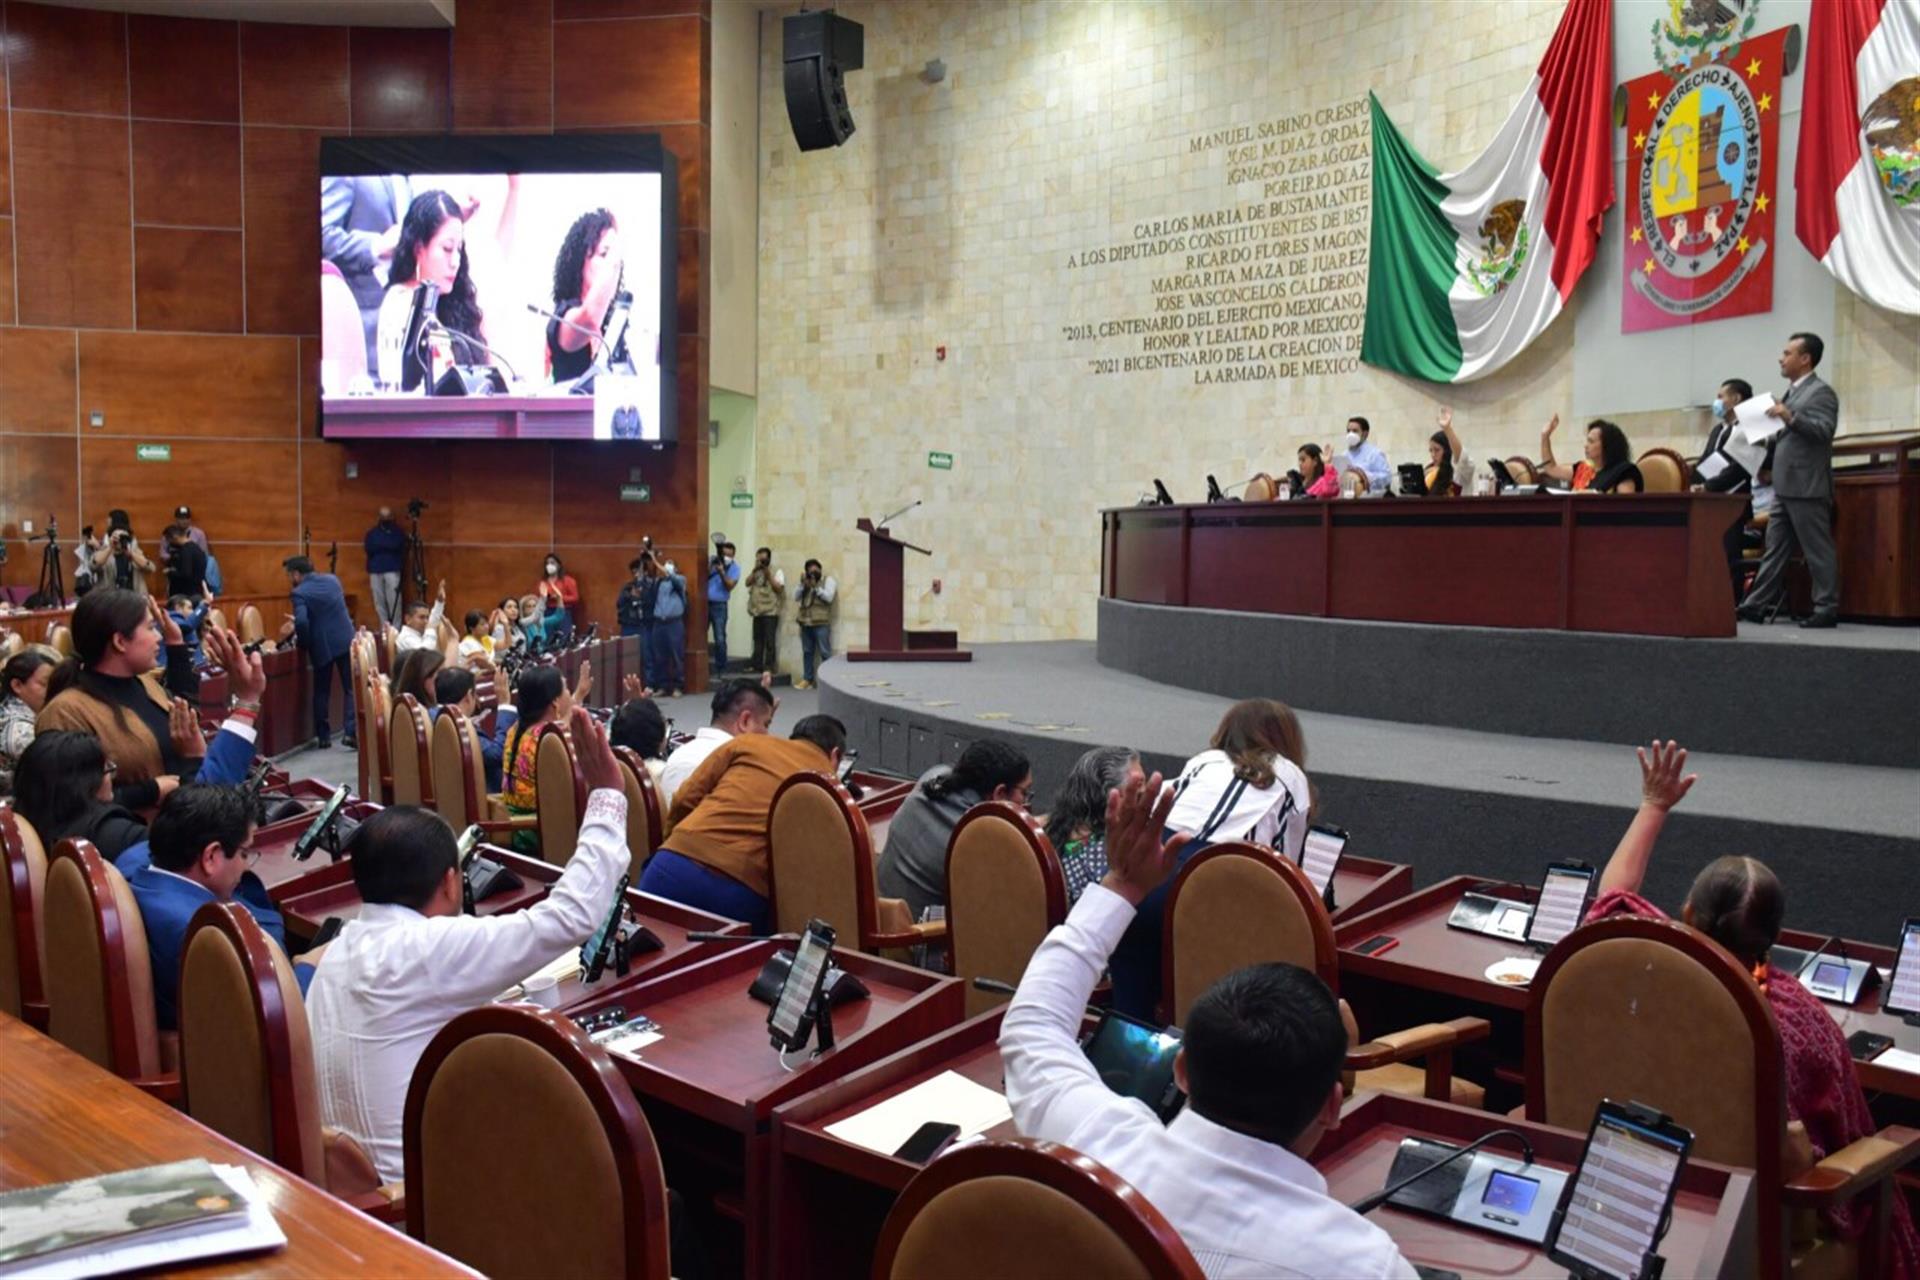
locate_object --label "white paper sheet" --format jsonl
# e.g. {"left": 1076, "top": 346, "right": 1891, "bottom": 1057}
{"left": 5, "top": 1166, "right": 286, "bottom": 1280}
{"left": 1694, "top": 452, "right": 1731, "bottom": 482}
{"left": 823, "top": 1070, "right": 1013, "bottom": 1157}
{"left": 1873, "top": 1047, "right": 1920, "bottom": 1076}
{"left": 1734, "top": 393, "right": 1784, "bottom": 445}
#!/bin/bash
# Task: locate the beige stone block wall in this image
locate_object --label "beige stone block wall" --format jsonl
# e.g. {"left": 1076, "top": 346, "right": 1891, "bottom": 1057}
{"left": 752, "top": 0, "right": 1918, "bottom": 659}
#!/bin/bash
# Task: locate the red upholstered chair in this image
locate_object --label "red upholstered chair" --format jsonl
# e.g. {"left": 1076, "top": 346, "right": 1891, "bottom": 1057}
{"left": 767, "top": 772, "right": 946, "bottom": 958}
{"left": 1526, "top": 914, "right": 1920, "bottom": 1280}
{"left": 0, "top": 805, "right": 49, "bottom": 1029}
{"left": 873, "top": 1138, "right": 1205, "bottom": 1280}
{"left": 404, "top": 1004, "right": 672, "bottom": 1279}
{"left": 612, "top": 747, "right": 666, "bottom": 869}
{"left": 40, "top": 839, "right": 178, "bottom": 1101}
{"left": 178, "top": 903, "right": 397, "bottom": 1218}
{"left": 1162, "top": 842, "right": 1488, "bottom": 1105}
{"left": 946, "top": 802, "right": 1065, "bottom": 1017}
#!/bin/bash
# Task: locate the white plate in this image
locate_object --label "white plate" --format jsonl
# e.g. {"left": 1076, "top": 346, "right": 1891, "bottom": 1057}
{"left": 1485, "top": 957, "right": 1541, "bottom": 987}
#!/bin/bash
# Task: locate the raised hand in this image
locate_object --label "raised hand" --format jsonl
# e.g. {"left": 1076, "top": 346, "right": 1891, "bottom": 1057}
{"left": 570, "top": 705, "right": 622, "bottom": 794}
{"left": 436, "top": 578, "right": 448, "bottom": 602}
{"left": 204, "top": 627, "right": 266, "bottom": 703}
{"left": 148, "top": 596, "right": 184, "bottom": 647}
{"left": 492, "top": 663, "right": 509, "bottom": 708}
{"left": 1542, "top": 413, "right": 1560, "bottom": 439}
{"left": 169, "top": 698, "right": 207, "bottom": 760}
{"left": 573, "top": 660, "right": 593, "bottom": 704}
{"left": 622, "top": 673, "right": 645, "bottom": 702}
{"left": 1098, "top": 772, "right": 1192, "bottom": 906}
{"left": 1438, "top": 406, "right": 1453, "bottom": 430}
{"left": 1637, "top": 739, "right": 1698, "bottom": 812}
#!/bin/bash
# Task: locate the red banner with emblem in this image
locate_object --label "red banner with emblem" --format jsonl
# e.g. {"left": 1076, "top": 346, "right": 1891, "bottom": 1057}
{"left": 1620, "top": 25, "right": 1789, "bottom": 334}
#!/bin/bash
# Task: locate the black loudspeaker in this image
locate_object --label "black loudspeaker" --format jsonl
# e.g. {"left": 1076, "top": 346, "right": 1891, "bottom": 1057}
{"left": 783, "top": 11, "right": 864, "bottom": 151}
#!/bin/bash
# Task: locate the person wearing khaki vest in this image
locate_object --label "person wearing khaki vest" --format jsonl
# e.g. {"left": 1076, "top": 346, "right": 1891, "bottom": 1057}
{"left": 793, "top": 559, "right": 837, "bottom": 690}
{"left": 744, "top": 547, "right": 785, "bottom": 676}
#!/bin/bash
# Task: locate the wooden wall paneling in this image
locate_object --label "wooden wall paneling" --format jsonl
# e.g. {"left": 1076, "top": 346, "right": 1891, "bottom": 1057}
{"left": 551, "top": 440, "right": 696, "bottom": 546}
{"left": 433, "top": 544, "right": 555, "bottom": 634}
{"left": 552, "top": 15, "right": 704, "bottom": 128}
{"left": 676, "top": 228, "right": 707, "bottom": 343}
{"left": 443, "top": 443, "right": 551, "bottom": 546}
{"left": 296, "top": 438, "right": 453, "bottom": 548}
{"left": 450, "top": 0, "right": 552, "bottom": 132}
{"left": 241, "top": 127, "right": 324, "bottom": 335}
{"left": 80, "top": 437, "right": 298, "bottom": 545}
{"left": 0, "top": 225, "right": 14, "bottom": 327}
{"left": 200, "top": 544, "right": 307, "bottom": 600}
{"left": 0, "top": 436, "right": 80, "bottom": 543}
{"left": 657, "top": 123, "right": 708, "bottom": 235}
{"left": 555, "top": 0, "right": 710, "bottom": 19}
{"left": 238, "top": 23, "right": 348, "bottom": 129}
{"left": 10, "top": 111, "right": 133, "bottom": 329}
{"left": 77, "top": 332, "right": 296, "bottom": 437}
{"left": 348, "top": 26, "right": 451, "bottom": 133}
{"left": 132, "top": 122, "right": 243, "bottom": 229}
{"left": 132, "top": 228, "right": 244, "bottom": 333}
{"left": 547, "top": 544, "right": 648, "bottom": 639}
{"left": 0, "top": 328, "right": 78, "bottom": 434}
{"left": 0, "top": 83, "right": 11, "bottom": 217}
{"left": 4, "top": 2, "right": 128, "bottom": 115}
{"left": 128, "top": 14, "right": 240, "bottom": 123}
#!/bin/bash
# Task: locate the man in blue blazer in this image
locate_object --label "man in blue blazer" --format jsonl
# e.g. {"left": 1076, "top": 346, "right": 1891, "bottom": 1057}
{"left": 280, "top": 555, "right": 358, "bottom": 748}
{"left": 116, "top": 785, "right": 315, "bottom": 1032}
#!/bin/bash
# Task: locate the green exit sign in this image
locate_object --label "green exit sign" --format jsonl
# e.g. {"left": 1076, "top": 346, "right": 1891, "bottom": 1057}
{"left": 135, "top": 443, "right": 171, "bottom": 462}
{"left": 619, "top": 483, "right": 652, "bottom": 503}
{"left": 730, "top": 492, "right": 754, "bottom": 509}
{"left": 928, "top": 451, "right": 954, "bottom": 470}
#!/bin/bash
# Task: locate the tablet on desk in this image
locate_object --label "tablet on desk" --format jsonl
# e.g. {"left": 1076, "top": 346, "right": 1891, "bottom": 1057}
{"left": 1883, "top": 918, "right": 1920, "bottom": 1017}
{"left": 1525, "top": 863, "right": 1596, "bottom": 950}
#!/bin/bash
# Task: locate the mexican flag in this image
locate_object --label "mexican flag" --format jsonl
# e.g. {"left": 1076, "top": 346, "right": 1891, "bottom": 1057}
{"left": 1796, "top": 0, "right": 1920, "bottom": 315}
{"left": 1361, "top": 0, "right": 1614, "bottom": 383}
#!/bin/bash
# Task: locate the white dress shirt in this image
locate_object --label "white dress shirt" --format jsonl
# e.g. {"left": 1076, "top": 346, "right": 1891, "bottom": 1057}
{"left": 1340, "top": 439, "right": 1394, "bottom": 493}
{"left": 1162, "top": 749, "right": 1309, "bottom": 856}
{"left": 659, "top": 726, "right": 731, "bottom": 806}
{"left": 1001, "top": 886, "right": 1419, "bottom": 1280}
{"left": 306, "top": 788, "right": 631, "bottom": 1183}
{"left": 394, "top": 598, "right": 444, "bottom": 655}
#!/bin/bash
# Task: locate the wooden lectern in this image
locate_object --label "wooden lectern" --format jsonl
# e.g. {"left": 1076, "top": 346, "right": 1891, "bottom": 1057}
{"left": 847, "top": 518, "right": 971, "bottom": 662}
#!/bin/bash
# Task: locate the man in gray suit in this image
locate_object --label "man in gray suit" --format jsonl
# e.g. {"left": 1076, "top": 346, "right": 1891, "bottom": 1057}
{"left": 1739, "top": 332, "right": 1841, "bottom": 629}
{"left": 321, "top": 175, "right": 411, "bottom": 373}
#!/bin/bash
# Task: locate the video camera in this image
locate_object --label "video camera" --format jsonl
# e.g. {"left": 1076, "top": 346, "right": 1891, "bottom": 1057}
{"left": 406, "top": 498, "right": 428, "bottom": 518}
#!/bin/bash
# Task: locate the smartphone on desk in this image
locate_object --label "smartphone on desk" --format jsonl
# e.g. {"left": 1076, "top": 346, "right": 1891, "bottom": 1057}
{"left": 1849, "top": 1030, "right": 1894, "bottom": 1062}
{"left": 893, "top": 1121, "right": 961, "bottom": 1164}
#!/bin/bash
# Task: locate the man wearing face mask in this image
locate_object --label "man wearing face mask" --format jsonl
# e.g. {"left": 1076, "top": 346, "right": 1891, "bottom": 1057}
{"left": 650, "top": 549, "right": 689, "bottom": 698}
{"left": 1694, "top": 379, "right": 1766, "bottom": 598}
{"left": 706, "top": 541, "right": 741, "bottom": 677}
{"left": 364, "top": 507, "right": 407, "bottom": 628}
{"left": 1336, "top": 416, "right": 1393, "bottom": 494}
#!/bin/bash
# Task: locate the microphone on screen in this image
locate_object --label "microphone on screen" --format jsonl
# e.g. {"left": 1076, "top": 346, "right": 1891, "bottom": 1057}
{"left": 525, "top": 300, "right": 602, "bottom": 342}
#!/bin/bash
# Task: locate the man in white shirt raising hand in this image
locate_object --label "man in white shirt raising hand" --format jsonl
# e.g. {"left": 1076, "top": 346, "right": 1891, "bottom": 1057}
{"left": 307, "top": 704, "right": 631, "bottom": 1185}
{"left": 1000, "top": 772, "right": 1418, "bottom": 1280}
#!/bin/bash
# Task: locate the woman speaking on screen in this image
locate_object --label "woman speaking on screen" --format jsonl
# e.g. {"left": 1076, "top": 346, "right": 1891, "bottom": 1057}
{"left": 546, "top": 208, "right": 626, "bottom": 385}
{"left": 376, "top": 189, "right": 491, "bottom": 392}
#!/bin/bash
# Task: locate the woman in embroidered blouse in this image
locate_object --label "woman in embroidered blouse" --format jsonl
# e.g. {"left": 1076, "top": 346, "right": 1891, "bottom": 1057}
{"left": 500, "top": 661, "right": 590, "bottom": 853}
{"left": 1590, "top": 739, "right": 1919, "bottom": 1278}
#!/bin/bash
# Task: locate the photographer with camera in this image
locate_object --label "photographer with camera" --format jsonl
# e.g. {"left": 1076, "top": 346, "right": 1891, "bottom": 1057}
{"left": 705, "top": 539, "right": 740, "bottom": 675}
{"left": 794, "top": 559, "right": 837, "bottom": 690}
{"left": 744, "top": 547, "right": 784, "bottom": 677}
{"left": 157, "top": 505, "right": 208, "bottom": 568}
{"left": 74, "top": 525, "right": 101, "bottom": 598}
{"left": 650, "top": 547, "right": 688, "bottom": 699}
{"left": 92, "top": 511, "right": 155, "bottom": 597}
{"left": 364, "top": 506, "right": 407, "bottom": 627}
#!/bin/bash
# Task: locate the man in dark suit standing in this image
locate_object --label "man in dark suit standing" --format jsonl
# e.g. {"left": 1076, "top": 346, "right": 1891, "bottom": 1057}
{"left": 321, "top": 175, "right": 411, "bottom": 373}
{"left": 1739, "top": 332, "right": 1841, "bottom": 629}
{"left": 279, "top": 555, "right": 358, "bottom": 748}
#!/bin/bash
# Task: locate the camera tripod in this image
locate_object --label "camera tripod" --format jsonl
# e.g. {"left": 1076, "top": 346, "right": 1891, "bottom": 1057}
{"left": 405, "top": 501, "right": 430, "bottom": 600}
{"left": 35, "top": 520, "right": 64, "bottom": 605}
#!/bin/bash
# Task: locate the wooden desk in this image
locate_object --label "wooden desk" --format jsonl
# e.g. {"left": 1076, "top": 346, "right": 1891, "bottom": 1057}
{"left": 0, "top": 1013, "right": 469, "bottom": 1277}
{"left": 769, "top": 1010, "right": 1014, "bottom": 1279}
{"left": 248, "top": 800, "right": 383, "bottom": 890}
{"left": 1331, "top": 854, "right": 1414, "bottom": 923}
{"left": 1315, "top": 1092, "right": 1755, "bottom": 1279}
{"left": 569, "top": 943, "right": 962, "bottom": 1279}
{"left": 1772, "top": 927, "right": 1920, "bottom": 1103}
{"left": 1335, "top": 876, "right": 1542, "bottom": 1096}
{"left": 1103, "top": 493, "right": 1748, "bottom": 637}
{"left": 1833, "top": 432, "right": 1920, "bottom": 620}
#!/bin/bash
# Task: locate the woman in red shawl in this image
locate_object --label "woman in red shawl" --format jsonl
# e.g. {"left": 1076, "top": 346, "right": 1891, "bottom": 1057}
{"left": 1590, "top": 740, "right": 1919, "bottom": 1278}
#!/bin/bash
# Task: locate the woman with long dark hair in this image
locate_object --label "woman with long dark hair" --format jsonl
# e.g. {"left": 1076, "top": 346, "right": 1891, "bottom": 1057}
{"left": 500, "top": 664, "right": 587, "bottom": 853}
{"left": 376, "top": 189, "right": 489, "bottom": 392}
{"left": 36, "top": 591, "right": 266, "bottom": 809}
{"left": 1540, "top": 414, "right": 1643, "bottom": 493}
{"left": 1108, "top": 697, "right": 1315, "bottom": 1021}
{"left": 876, "top": 738, "right": 1032, "bottom": 922}
{"left": 11, "top": 730, "right": 147, "bottom": 860}
{"left": 389, "top": 648, "right": 444, "bottom": 709}
{"left": 0, "top": 647, "right": 58, "bottom": 797}
{"left": 535, "top": 553, "right": 581, "bottom": 639}
{"left": 547, "top": 208, "right": 624, "bottom": 384}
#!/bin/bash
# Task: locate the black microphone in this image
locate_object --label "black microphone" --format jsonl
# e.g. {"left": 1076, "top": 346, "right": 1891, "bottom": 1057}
{"left": 971, "top": 977, "right": 1017, "bottom": 997}
{"left": 1347, "top": 1129, "right": 1537, "bottom": 1216}
{"left": 421, "top": 317, "right": 522, "bottom": 384}
{"left": 524, "top": 300, "right": 601, "bottom": 342}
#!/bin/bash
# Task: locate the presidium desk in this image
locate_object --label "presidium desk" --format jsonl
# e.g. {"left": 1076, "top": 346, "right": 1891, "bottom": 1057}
{"left": 1103, "top": 493, "right": 1750, "bottom": 638}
